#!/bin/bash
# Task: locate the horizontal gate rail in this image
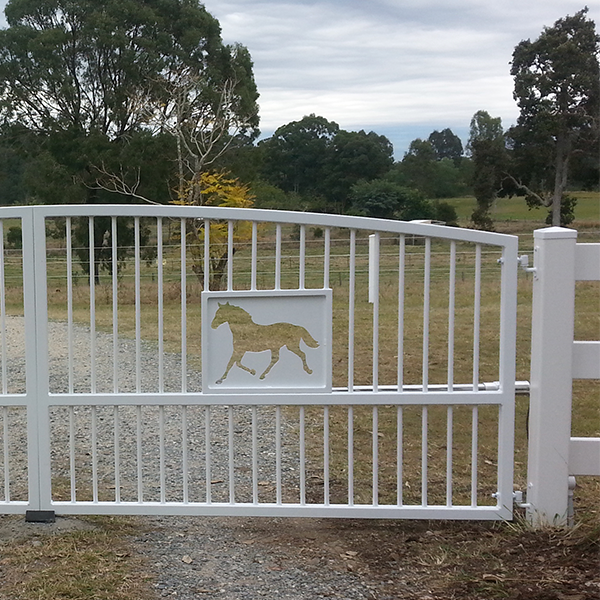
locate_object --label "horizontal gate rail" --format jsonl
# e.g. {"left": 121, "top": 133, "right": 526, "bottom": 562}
{"left": 0, "top": 205, "right": 519, "bottom": 521}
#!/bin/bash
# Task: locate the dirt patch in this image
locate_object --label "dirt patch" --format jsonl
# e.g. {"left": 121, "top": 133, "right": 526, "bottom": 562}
{"left": 0, "top": 514, "right": 98, "bottom": 544}
{"left": 229, "top": 517, "right": 600, "bottom": 599}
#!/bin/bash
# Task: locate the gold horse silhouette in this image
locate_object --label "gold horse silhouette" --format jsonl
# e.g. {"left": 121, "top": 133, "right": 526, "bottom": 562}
{"left": 211, "top": 302, "right": 319, "bottom": 384}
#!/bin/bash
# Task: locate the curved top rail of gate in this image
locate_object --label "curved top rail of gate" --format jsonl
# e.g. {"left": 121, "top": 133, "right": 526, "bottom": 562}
{"left": 0, "top": 203, "right": 518, "bottom": 401}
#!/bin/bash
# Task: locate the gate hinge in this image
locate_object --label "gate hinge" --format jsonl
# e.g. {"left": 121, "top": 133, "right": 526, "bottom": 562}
{"left": 512, "top": 490, "right": 531, "bottom": 509}
{"left": 518, "top": 255, "right": 537, "bottom": 277}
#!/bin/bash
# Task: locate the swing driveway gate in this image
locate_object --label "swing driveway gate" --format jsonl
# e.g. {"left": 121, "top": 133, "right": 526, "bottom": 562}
{"left": 0, "top": 205, "right": 518, "bottom": 521}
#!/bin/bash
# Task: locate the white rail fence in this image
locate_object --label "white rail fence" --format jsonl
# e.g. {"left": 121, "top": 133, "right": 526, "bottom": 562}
{"left": 0, "top": 205, "right": 519, "bottom": 522}
{"left": 526, "top": 227, "right": 600, "bottom": 526}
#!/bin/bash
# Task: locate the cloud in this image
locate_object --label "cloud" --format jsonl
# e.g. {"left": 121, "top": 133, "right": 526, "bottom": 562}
{"left": 210, "top": 0, "right": 599, "bottom": 153}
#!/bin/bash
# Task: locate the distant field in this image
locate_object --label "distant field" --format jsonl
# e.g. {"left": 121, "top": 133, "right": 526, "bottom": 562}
{"left": 447, "top": 191, "right": 600, "bottom": 226}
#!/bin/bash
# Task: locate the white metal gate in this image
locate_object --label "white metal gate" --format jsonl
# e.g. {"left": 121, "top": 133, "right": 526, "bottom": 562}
{"left": 0, "top": 205, "right": 518, "bottom": 520}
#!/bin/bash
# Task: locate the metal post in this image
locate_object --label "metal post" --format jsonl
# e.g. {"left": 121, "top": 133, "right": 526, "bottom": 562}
{"left": 526, "top": 227, "right": 577, "bottom": 527}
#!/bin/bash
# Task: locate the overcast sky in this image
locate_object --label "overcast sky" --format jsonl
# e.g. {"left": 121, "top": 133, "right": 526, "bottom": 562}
{"left": 1, "top": 1, "right": 597, "bottom": 157}
{"left": 207, "top": 0, "right": 598, "bottom": 156}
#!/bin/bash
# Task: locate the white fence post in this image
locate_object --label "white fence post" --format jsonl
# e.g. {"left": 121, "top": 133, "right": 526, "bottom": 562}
{"left": 526, "top": 227, "right": 577, "bottom": 527}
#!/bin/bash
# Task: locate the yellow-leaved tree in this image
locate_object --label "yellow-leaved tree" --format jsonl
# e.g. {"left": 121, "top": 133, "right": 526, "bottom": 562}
{"left": 172, "top": 171, "right": 255, "bottom": 290}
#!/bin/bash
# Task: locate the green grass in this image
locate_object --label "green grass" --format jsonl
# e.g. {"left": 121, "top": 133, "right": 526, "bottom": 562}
{"left": 446, "top": 190, "right": 600, "bottom": 225}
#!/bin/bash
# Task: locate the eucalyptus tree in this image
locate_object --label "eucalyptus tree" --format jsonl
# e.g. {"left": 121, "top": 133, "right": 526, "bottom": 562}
{"left": 509, "top": 8, "right": 599, "bottom": 226}
{"left": 0, "top": 0, "right": 259, "bottom": 204}
{"left": 467, "top": 110, "right": 507, "bottom": 230}
{"left": 0, "top": 0, "right": 259, "bottom": 280}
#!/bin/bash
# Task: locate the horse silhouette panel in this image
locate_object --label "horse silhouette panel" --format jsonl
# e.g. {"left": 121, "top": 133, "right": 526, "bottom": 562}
{"left": 202, "top": 291, "right": 332, "bottom": 393}
{"left": 211, "top": 302, "right": 319, "bottom": 384}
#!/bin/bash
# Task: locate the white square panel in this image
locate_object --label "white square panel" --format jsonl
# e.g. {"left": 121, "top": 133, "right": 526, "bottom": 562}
{"left": 202, "top": 290, "right": 332, "bottom": 393}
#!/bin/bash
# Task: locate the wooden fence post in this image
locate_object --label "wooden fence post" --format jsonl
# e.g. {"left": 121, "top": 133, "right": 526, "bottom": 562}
{"left": 526, "top": 227, "right": 577, "bottom": 526}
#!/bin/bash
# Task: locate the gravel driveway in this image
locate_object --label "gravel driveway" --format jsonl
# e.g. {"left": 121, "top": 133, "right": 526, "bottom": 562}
{"left": 0, "top": 317, "right": 423, "bottom": 600}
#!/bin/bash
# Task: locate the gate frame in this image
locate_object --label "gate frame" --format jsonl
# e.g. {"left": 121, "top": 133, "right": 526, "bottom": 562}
{"left": 1, "top": 204, "right": 520, "bottom": 521}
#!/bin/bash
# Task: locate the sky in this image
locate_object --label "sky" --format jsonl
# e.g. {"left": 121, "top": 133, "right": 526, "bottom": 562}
{"left": 0, "top": 1, "right": 598, "bottom": 158}
{"left": 205, "top": 0, "right": 599, "bottom": 157}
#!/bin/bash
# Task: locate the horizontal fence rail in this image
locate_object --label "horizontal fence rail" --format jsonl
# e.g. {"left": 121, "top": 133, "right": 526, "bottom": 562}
{"left": 0, "top": 205, "right": 519, "bottom": 520}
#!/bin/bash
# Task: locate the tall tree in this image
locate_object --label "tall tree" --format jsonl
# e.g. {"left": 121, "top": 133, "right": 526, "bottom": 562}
{"left": 428, "top": 128, "right": 463, "bottom": 164}
{"left": 0, "top": 0, "right": 259, "bottom": 279}
{"left": 259, "top": 114, "right": 339, "bottom": 196}
{"left": 509, "top": 8, "right": 600, "bottom": 226}
{"left": 0, "top": 0, "right": 259, "bottom": 203}
{"left": 467, "top": 111, "right": 507, "bottom": 230}
{"left": 323, "top": 129, "right": 393, "bottom": 212}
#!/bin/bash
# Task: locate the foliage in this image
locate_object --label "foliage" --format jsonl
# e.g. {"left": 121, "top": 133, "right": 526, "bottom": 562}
{"left": 0, "top": 0, "right": 259, "bottom": 205}
{"left": 348, "top": 179, "right": 436, "bottom": 221}
{"left": 467, "top": 110, "right": 503, "bottom": 155}
{"left": 428, "top": 128, "right": 463, "bottom": 164}
{"left": 467, "top": 111, "right": 508, "bottom": 230}
{"left": 172, "top": 171, "right": 255, "bottom": 289}
{"left": 391, "top": 138, "right": 468, "bottom": 199}
{"left": 508, "top": 8, "right": 600, "bottom": 226}
{"left": 322, "top": 129, "right": 394, "bottom": 212}
{"left": 259, "top": 114, "right": 340, "bottom": 196}
{"left": 259, "top": 114, "right": 393, "bottom": 212}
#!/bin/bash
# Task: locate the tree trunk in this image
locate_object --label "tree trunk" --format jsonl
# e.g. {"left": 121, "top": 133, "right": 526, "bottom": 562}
{"left": 552, "top": 129, "right": 570, "bottom": 227}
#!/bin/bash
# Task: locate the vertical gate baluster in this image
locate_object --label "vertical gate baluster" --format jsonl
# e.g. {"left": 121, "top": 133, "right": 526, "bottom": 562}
{"left": 111, "top": 217, "right": 118, "bottom": 393}
{"left": 446, "top": 406, "right": 453, "bottom": 507}
{"left": 422, "top": 238, "right": 431, "bottom": 392}
{"left": 65, "top": 218, "right": 74, "bottom": 394}
{"left": 182, "top": 406, "right": 188, "bottom": 503}
{"left": 134, "top": 217, "right": 141, "bottom": 393}
{"left": 348, "top": 230, "right": 356, "bottom": 391}
{"left": 251, "top": 222, "right": 258, "bottom": 291}
{"left": 396, "top": 406, "right": 403, "bottom": 506}
{"left": 228, "top": 405, "right": 234, "bottom": 503}
{"left": 275, "top": 406, "right": 282, "bottom": 505}
{"left": 157, "top": 218, "right": 164, "bottom": 393}
{"left": 114, "top": 406, "right": 120, "bottom": 503}
{"left": 471, "top": 406, "right": 479, "bottom": 507}
{"left": 324, "top": 227, "right": 330, "bottom": 289}
{"left": 89, "top": 218, "right": 96, "bottom": 394}
{"left": 372, "top": 406, "right": 379, "bottom": 506}
{"left": 275, "top": 224, "right": 282, "bottom": 290}
{"left": 348, "top": 406, "right": 354, "bottom": 506}
{"left": 181, "top": 218, "right": 187, "bottom": 393}
{"left": 205, "top": 406, "right": 211, "bottom": 504}
{"left": 324, "top": 406, "right": 330, "bottom": 506}
{"left": 422, "top": 406, "right": 428, "bottom": 506}
{"left": 252, "top": 405, "right": 258, "bottom": 504}
{"left": 473, "top": 244, "right": 482, "bottom": 391}
{"left": 397, "top": 234, "right": 405, "bottom": 392}
{"left": 300, "top": 406, "right": 305, "bottom": 505}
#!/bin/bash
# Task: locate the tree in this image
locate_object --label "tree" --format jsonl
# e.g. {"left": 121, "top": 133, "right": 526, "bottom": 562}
{"left": 467, "top": 111, "right": 507, "bottom": 230}
{"left": 391, "top": 138, "right": 467, "bottom": 199}
{"left": 322, "top": 130, "right": 393, "bottom": 212}
{"left": 0, "top": 0, "right": 258, "bottom": 200}
{"left": 428, "top": 128, "right": 463, "bottom": 164}
{"left": 0, "top": 0, "right": 259, "bottom": 276}
{"left": 173, "top": 171, "right": 255, "bottom": 289}
{"left": 259, "top": 114, "right": 339, "bottom": 196}
{"left": 259, "top": 115, "right": 394, "bottom": 212}
{"left": 509, "top": 8, "right": 600, "bottom": 226}
{"left": 348, "top": 179, "right": 435, "bottom": 221}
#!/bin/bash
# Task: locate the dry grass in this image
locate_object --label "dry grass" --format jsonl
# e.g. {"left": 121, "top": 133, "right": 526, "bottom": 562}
{"left": 0, "top": 517, "right": 153, "bottom": 600}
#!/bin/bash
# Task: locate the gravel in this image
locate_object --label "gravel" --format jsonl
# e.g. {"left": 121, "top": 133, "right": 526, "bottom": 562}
{"left": 1, "top": 316, "right": 386, "bottom": 599}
